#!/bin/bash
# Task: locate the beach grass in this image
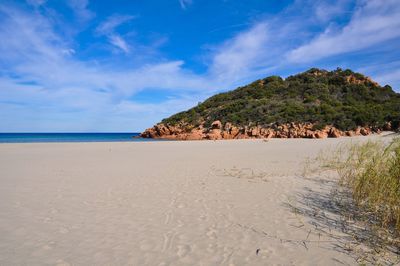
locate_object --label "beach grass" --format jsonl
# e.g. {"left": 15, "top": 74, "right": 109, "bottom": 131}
{"left": 325, "top": 137, "right": 400, "bottom": 233}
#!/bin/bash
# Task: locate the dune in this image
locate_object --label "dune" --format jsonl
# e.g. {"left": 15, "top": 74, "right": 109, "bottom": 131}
{"left": 0, "top": 134, "right": 398, "bottom": 265}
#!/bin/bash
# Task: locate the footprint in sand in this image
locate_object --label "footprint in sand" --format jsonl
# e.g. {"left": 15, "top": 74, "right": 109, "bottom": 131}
{"left": 206, "top": 228, "right": 217, "bottom": 239}
{"left": 177, "top": 244, "right": 191, "bottom": 258}
{"left": 43, "top": 241, "right": 55, "bottom": 250}
{"left": 169, "top": 198, "right": 177, "bottom": 207}
{"left": 59, "top": 227, "right": 69, "bottom": 234}
{"left": 164, "top": 211, "right": 173, "bottom": 224}
{"left": 177, "top": 203, "right": 186, "bottom": 209}
{"left": 177, "top": 219, "right": 184, "bottom": 228}
{"left": 198, "top": 214, "right": 207, "bottom": 221}
{"left": 162, "top": 231, "right": 177, "bottom": 251}
{"left": 140, "top": 240, "right": 154, "bottom": 251}
{"left": 42, "top": 243, "right": 54, "bottom": 250}
{"left": 207, "top": 243, "right": 217, "bottom": 253}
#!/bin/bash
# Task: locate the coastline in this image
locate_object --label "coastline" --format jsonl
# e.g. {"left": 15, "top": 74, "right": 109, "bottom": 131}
{"left": 0, "top": 131, "right": 395, "bottom": 144}
{"left": 0, "top": 133, "right": 398, "bottom": 265}
{"left": 0, "top": 133, "right": 149, "bottom": 144}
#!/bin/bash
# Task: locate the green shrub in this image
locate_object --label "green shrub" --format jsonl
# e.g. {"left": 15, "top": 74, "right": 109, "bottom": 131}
{"left": 162, "top": 68, "right": 400, "bottom": 130}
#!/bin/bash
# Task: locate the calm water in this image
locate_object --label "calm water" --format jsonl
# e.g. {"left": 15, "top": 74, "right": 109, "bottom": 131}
{"left": 0, "top": 133, "right": 158, "bottom": 143}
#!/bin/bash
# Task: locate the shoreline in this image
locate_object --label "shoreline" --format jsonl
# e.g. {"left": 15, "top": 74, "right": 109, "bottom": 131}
{"left": 0, "top": 131, "right": 396, "bottom": 145}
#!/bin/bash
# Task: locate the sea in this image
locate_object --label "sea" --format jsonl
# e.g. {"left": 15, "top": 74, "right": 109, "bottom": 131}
{"left": 0, "top": 133, "right": 159, "bottom": 143}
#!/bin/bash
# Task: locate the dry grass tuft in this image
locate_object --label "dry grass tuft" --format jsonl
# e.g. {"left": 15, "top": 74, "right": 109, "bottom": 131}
{"left": 324, "top": 138, "right": 400, "bottom": 233}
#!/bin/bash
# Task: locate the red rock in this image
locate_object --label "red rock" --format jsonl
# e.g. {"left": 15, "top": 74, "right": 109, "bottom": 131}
{"left": 354, "top": 127, "right": 361, "bottom": 135}
{"left": 383, "top": 122, "right": 392, "bottom": 131}
{"left": 265, "top": 130, "right": 275, "bottom": 138}
{"left": 206, "top": 129, "right": 222, "bottom": 140}
{"left": 328, "top": 128, "right": 341, "bottom": 138}
{"left": 224, "top": 122, "right": 233, "bottom": 131}
{"left": 211, "top": 120, "right": 222, "bottom": 129}
{"left": 222, "top": 131, "right": 233, "bottom": 139}
{"left": 250, "top": 127, "right": 260, "bottom": 137}
{"left": 314, "top": 131, "right": 327, "bottom": 139}
{"left": 230, "top": 126, "right": 240, "bottom": 137}
{"left": 360, "top": 128, "right": 370, "bottom": 136}
{"left": 184, "top": 129, "right": 204, "bottom": 140}
{"left": 140, "top": 121, "right": 390, "bottom": 140}
{"left": 155, "top": 124, "right": 170, "bottom": 135}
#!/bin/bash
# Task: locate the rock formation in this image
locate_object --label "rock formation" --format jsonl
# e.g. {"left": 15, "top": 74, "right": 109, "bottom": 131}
{"left": 141, "top": 121, "right": 380, "bottom": 140}
{"left": 140, "top": 68, "right": 400, "bottom": 140}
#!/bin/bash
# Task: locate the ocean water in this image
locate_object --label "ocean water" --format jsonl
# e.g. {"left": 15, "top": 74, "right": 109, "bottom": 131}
{"left": 0, "top": 133, "right": 158, "bottom": 143}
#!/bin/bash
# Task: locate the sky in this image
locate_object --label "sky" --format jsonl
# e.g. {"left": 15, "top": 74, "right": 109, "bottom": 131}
{"left": 0, "top": 0, "right": 399, "bottom": 132}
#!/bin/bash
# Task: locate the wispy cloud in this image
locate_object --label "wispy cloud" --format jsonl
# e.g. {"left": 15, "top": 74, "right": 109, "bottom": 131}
{"left": 96, "top": 14, "right": 135, "bottom": 53}
{"left": 375, "top": 69, "right": 400, "bottom": 88}
{"left": 0, "top": 0, "right": 399, "bottom": 132}
{"left": 287, "top": 0, "right": 400, "bottom": 63}
{"left": 96, "top": 14, "right": 135, "bottom": 35}
{"left": 0, "top": 4, "right": 210, "bottom": 131}
{"left": 179, "top": 0, "right": 192, "bottom": 10}
{"left": 66, "top": 0, "right": 95, "bottom": 22}
{"left": 209, "top": 22, "right": 271, "bottom": 82}
{"left": 108, "top": 35, "right": 130, "bottom": 53}
{"left": 314, "top": 0, "right": 352, "bottom": 22}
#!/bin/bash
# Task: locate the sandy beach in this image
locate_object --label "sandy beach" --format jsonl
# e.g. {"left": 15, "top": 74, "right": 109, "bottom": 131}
{"left": 0, "top": 134, "right": 397, "bottom": 265}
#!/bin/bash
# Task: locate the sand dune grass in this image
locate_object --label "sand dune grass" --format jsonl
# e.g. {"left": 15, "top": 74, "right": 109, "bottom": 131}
{"left": 323, "top": 137, "right": 400, "bottom": 233}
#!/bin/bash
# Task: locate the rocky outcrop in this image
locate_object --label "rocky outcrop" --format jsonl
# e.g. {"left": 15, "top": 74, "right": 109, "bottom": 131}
{"left": 345, "top": 74, "right": 379, "bottom": 87}
{"left": 141, "top": 121, "right": 384, "bottom": 140}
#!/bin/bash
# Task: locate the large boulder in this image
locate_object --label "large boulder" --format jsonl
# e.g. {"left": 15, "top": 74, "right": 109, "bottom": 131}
{"left": 250, "top": 127, "right": 260, "bottom": 137}
{"left": 206, "top": 129, "right": 222, "bottom": 140}
{"left": 328, "top": 128, "right": 342, "bottom": 138}
{"left": 383, "top": 122, "right": 392, "bottom": 131}
{"left": 184, "top": 130, "right": 205, "bottom": 140}
{"left": 224, "top": 122, "right": 233, "bottom": 131}
{"left": 314, "top": 131, "right": 327, "bottom": 139}
{"left": 211, "top": 120, "right": 222, "bottom": 129}
{"left": 360, "top": 127, "right": 371, "bottom": 136}
{"left": 155, "top": 124, "right": 171, "bottom": 136}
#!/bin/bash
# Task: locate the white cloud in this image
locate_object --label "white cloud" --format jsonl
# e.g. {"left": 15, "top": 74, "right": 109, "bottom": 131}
{"left": 179, "top": 0, "right": 192, "bottom": 10}
{"left": 96, "top": 14, "right": 135, "bottom": 35}
{"left": 209, "top": 23, "right": 271, "bottom": 82}
{"left": 287, "top": 0, "right": 400, "bottom": 63}
{"left": 96, "top": 14, "right": 135, "bottom": 53}
{"left": 66, "top": 0, "right": 94, "bottom": 22}
{"left": 61, "top": 48, "right": 76, "bottom": 55}
{"left": 1, "top": 0, "right": 399, "bottom": 132}
{"left": 360, "top": 61, "right": 400, "bottom": 91}
{"left": 314, "top": 0, "right": 352, "bottom": 22}
{"left": 0, "top": 4, "right": 212, "bottom": 131}
{"left": 108, "top": 35, "right": 130, "bottom": 53}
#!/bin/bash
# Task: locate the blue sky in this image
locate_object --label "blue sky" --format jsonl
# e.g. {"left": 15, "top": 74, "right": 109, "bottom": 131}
{"left": 0, "top": 0, "right": 399, "bottom": 132}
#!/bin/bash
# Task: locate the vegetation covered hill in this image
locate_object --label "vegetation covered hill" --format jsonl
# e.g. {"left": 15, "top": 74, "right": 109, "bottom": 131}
{"left": 162, "top": 68, "right": 400, "bottom": 131}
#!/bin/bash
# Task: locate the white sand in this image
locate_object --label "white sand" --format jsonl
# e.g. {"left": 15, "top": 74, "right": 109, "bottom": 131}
{"left": 0, "top": 134, "right": 397, "bottom": 265}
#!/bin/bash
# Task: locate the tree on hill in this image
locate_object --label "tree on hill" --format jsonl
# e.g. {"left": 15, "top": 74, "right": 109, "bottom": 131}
{"left": 161, "top": 68, "right": 400, "bottom": 131}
